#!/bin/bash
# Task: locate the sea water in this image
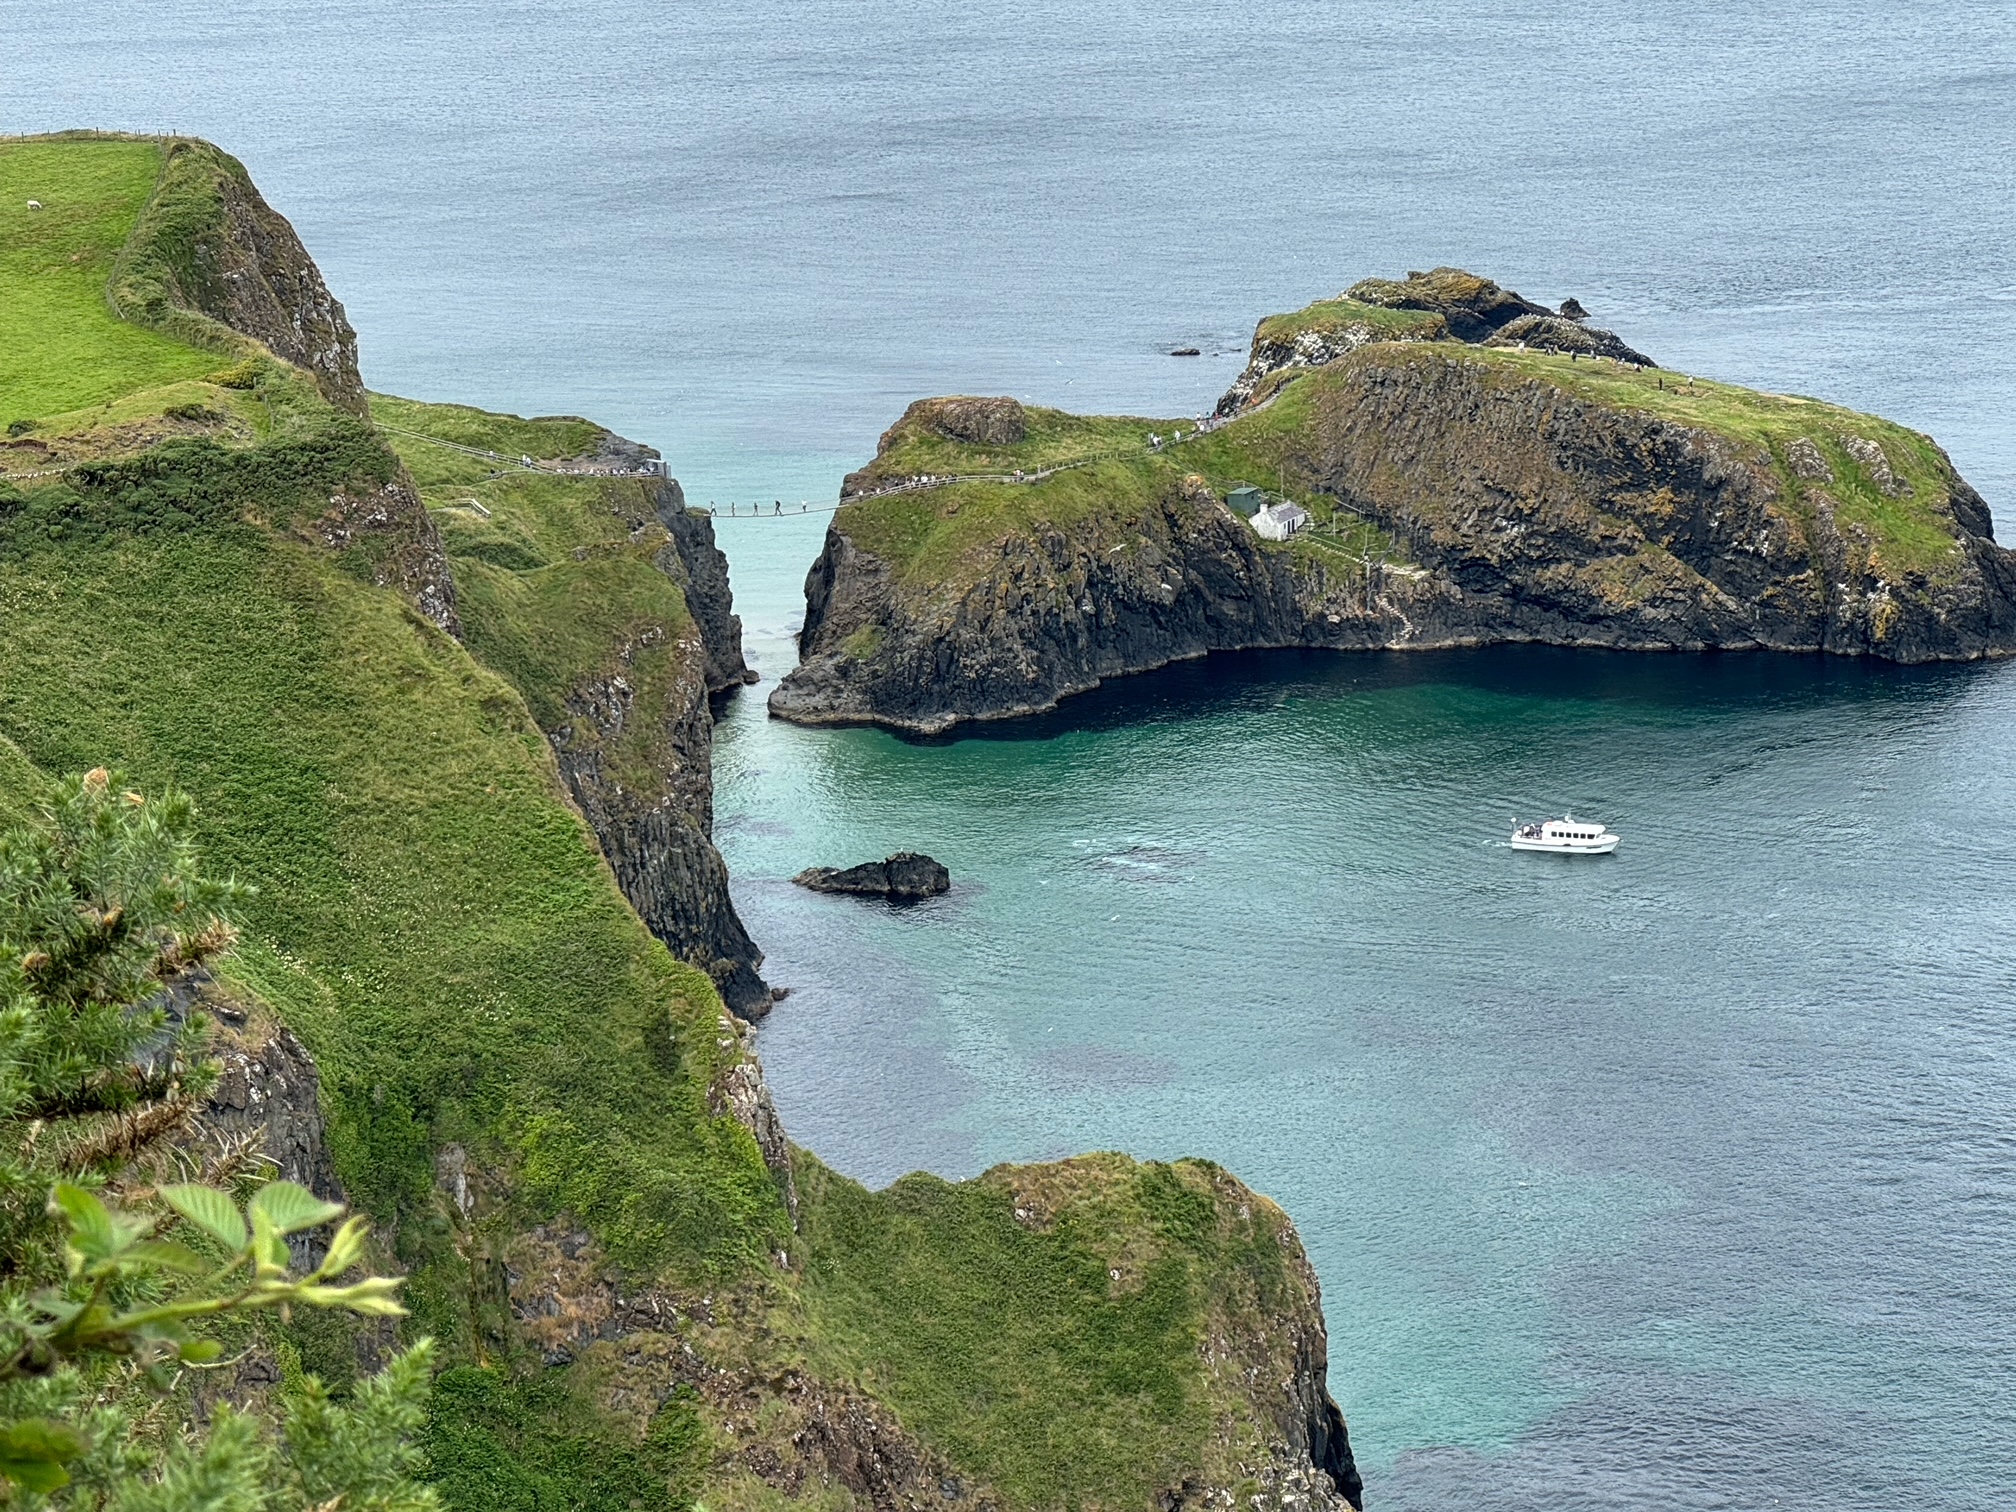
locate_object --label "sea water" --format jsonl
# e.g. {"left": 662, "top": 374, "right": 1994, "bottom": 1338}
{"left": 7, "top": 3, "right": 2015, "bottom": 1505}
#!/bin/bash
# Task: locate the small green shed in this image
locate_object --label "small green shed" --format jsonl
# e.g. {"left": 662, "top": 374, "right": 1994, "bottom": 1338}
{"left": 1226, "top": 486, "right": 1265, "bottom": 517}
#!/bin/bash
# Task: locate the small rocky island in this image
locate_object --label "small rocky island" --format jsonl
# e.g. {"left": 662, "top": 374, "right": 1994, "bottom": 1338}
{"left": 769, "top": 268, "right": 2016, "bottom": 734}
{"left": 793, "top": 852, "right": 951, "bottom": 899}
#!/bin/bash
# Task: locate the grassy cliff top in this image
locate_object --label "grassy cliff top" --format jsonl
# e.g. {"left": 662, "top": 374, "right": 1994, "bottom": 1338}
{"left": 836, "top": 378, "right": 1400, "bottom": 586}
{"left": 375, "top": 392, "right": 697, "bottom": 739}
{"left": 1252, "top": 296, "right": 1446, "bottom": 347}
{"left": 862, "top": 402, "right": 1172, "bottom": 481}
{"left": 371, "top": 392, "right": 610, "bottom": 474}
{"left": 0, "top": 133, "right": 350, "bottom": 480}
{"left": 834, "top": 334, "right": 1975, "bottom": 584}
{"left": 0, "top": 137, "right": 222, "bottom": 420}
{"left": 791, "top": 1151, "right": 1315, "bottom": 1512}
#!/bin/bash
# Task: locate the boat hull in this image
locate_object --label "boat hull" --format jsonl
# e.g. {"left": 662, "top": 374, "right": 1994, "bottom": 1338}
{"left": 1510, "top": 835, "right": 1619, "bottom": 854}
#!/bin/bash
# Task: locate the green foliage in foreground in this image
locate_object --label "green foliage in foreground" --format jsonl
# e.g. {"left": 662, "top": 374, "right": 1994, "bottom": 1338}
{"left": 0, "top": 768, "right": 435, "bottom": 1509}
{"left": 0, "top": 138, "right": 222, "bottom": 423}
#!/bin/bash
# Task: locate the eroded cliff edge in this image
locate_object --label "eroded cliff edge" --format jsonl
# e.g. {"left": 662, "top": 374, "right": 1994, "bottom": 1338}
{"left": 373, "top": 396, "right": 773, "bottom": 1015}
{"left": 772, "top": 270, "right": 2016, "bottom": 733}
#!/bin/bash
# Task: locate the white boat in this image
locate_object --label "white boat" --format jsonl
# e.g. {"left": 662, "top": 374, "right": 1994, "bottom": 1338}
{"left": 1510, "top": 815, "right": 1619, "bottom": 854}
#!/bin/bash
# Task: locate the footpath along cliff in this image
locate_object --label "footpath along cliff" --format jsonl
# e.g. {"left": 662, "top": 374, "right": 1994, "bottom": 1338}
{"left": 771, "top": 269, "right": 2016, "bottom": 733}
{"left": 0, "top": 131, "right": 1365, "bottom": 1512}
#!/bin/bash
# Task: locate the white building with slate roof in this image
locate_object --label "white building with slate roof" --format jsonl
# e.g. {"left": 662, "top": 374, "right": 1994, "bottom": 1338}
{"left": 1251, "top": 501, "right": 1310, "bottom": 540}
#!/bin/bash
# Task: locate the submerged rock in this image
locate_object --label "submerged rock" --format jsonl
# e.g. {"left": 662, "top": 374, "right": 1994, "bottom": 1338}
{"left": 794, "top": 852, "right": 951, "bottom": 899}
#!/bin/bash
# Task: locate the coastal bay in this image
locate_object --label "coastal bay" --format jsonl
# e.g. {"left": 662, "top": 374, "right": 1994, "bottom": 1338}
{"left": 8, "top": 0, "right": 2014, "bottom": 1503}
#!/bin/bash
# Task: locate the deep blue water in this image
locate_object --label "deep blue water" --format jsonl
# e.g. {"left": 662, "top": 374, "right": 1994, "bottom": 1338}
{"left": 8, "top": 4, "right": 2016, "bottom": 1507}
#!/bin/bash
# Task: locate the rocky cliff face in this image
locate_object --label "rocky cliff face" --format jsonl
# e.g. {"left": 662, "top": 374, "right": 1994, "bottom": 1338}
{"left": 311, "top": 474, "right": 461, "bottom": 635}
{"left": 114, "top": 137, "right": 368, "bottom": 415}
{"left": 526, "top": 473, "right": 767, "bottom": 1014}
{"left": 547, "top": 611, "right": 772, "bottom": 1017}
{"left": 775, "top": 323, "right": 2016, "bottom": 732}
{"left": 654, "top": 479, "right": 757, "bottom": 691}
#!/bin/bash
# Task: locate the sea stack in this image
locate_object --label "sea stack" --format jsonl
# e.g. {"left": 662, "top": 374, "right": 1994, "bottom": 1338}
{"left": 793, "top": 852, "right": 952, "bottom": 899}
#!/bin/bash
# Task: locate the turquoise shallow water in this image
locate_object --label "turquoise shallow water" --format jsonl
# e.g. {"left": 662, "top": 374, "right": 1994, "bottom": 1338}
{"left": 9, "top": 1, "right": 2016, "bottom": 1504}
{"left": 716, "top": 644, "right": 2016, "bottom": 1508}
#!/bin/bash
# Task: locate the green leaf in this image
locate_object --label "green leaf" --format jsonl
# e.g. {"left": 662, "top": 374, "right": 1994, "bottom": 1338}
{"left": 123, "top": 1239, "right": 212, "bottom": 1275}
{"left": 297, "top": 1277, "right": 407, "bottom": 1317}
{"left": 178, "top": 1338, "right": 223, "bottom": 1364}
{"left": 250, "top": 1211, "right": 289, "bottom": 1277}
{"left": 248, "top": 1180, "right": 342, "bottom": 1236}
{"left": 0, "top": 1456, "right": 72, "bottom": 1494}
{"left": 49, "top": 1183, "right": 119, "bottom": 1261}
{"left": 312, "top": 1215, "right": 368, "bottom": 1279}
{"left": 160, "top": 1184, "right": 247, "bottom": 1251}
{"left": 0, "top": 1418, "right": 87, "bottom": 1491}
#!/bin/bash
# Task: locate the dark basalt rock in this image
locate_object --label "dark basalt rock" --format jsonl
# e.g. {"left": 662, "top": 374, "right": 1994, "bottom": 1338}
{"left": 543, "top": 467, "right": 769, "bottom": 1014}
{"left": 1559, "top": 296, "right": 1589, "bottom": 320}
{"left": 1485, "top": 312, "right": 1657, "bottom": 367}
{"left": 906, "top": 396, "right": 1027, "bottom": 446}
{"left": 794, "top": 852, "right": 951, "bottom": 899}
{"left": 1346, "top": 266, "right": 1552, "bottom": 340}
{"left": 653, "top": 477, "right": 757, "bottom": 690}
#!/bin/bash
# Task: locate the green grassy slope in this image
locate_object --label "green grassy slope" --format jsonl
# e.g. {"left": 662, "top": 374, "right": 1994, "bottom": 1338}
{"left": 0, "top": 132, "right": 1344, "bottom": 1512}
{"left": 0, "top": 137, "right": 222, "bottom": 421}
{"left": 835, "top": 378, "right": 1401, "bottom": 588}
{"left": 793, "top": 1153, "right": 1310, "bottom": 1512}
{"left": 0, "top": 523, "right": 788, "bottom": 1284}
{"left": 833, "top": 314, "right": 1973, "bottom": 586}
{"left": 370, "top": 393, "right": 694, "bottom": 733}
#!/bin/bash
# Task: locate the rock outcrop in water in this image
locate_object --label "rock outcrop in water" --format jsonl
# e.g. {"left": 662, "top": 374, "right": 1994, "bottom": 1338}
{"left": 793, "top": 852, "right": 951, "bottom": 899}
{"left": 772, "top": 271, "right": 2016, "bottom": 733}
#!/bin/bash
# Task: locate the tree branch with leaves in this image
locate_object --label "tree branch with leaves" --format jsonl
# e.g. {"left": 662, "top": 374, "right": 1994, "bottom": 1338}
{"left": 0, "top": 770, "right": 436, "bottom": 1507}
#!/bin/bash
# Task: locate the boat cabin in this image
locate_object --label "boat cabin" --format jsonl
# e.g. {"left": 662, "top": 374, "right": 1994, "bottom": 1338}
{"left": 1510, "top": 815, "right": 1620, "bottom": 853}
